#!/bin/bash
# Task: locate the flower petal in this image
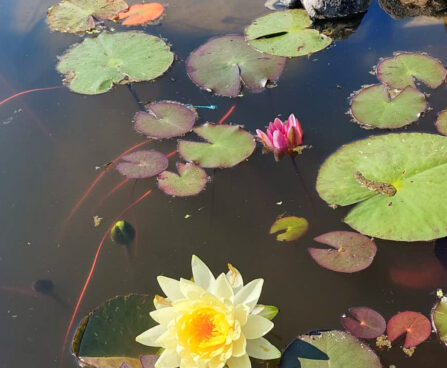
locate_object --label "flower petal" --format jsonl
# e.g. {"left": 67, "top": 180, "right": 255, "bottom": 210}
{"left": 243, "top": 315, "right": 274, "bottom": 339}
{"left": 157, "top": 276, "right": 184, "bottom": 301}
{"left": 191, "top": 255, "right": 216, "bottom": 291}
{"left": 155, "top": 349, "right": 180, "bottom": 368}
{"left": 226, "top": 264, "right": 244, "bottom": 293}
{"left": 232, "top": 335, "right": 247, "bottom": 357}
{"left": 246, "top": 337, "right": 281, "bottom": 360}
{"left": 272, "top": 130, "right": 287, "bottom": 152}
{"left": 234, "top": 304, "right": 250, "bottom": 326}
{"left": 135, "top": 325, "right": 166, "bottom": 347}
{"left": 214, "top": 273, "right": 234, "bottom": 300}
{"left": 150, "top": 307, "right": 176, "bottom": 326}
{"left": 234, "top": 279, "right": 264, "bottom": 311}
{"left": 179, "top": 278, "right": 206, "bottom": 299}
{"left": 227, "top": 354, "right": 251, "bottom": 368}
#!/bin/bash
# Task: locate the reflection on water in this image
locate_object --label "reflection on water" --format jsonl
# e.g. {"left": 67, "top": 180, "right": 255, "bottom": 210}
{"left": 1, "top": 0, "right": 447, "bottom": 367}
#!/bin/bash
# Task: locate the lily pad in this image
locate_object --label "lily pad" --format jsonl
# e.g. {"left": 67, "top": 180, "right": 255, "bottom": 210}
{"left": 119, "top": 3, "right": 164, "bottom": 26}
{"left": 350, "top": 84, "right": 426, "bottom": 129}
{"left": 57, "top": 32, "right": 174, "bottom": 95}
{"left": 116, "top": 150, "right": 168, "bottom": 179}
{"left": 157, "top": 162, "right": 208, "bottom": 197}
{"left": 281, "top": 331, "right": 381, "bottom": 368}
{"left": 186, "top": 35, "right": 286, "bottom": 97}
{"left": 387, "top": 311, "right": 431, "bottom": 348}
{"left": 178, "top": 124, "right": 256, "bottom": 168}
{"left": 245, "top": 10, "right": 332, "bottom": 58}
{"left": 432, "top": 296, "right": 447, "bottom": 345}
{"left": 377, "top": 53, "right": 446, "bottom": 90}
{"left": 308, "top": 231, "right": 377, "bottom": 273}
{"left": 134, "top": 101, "right": 197, "bottom": 139}
{"left": 436, "top": 110, "right": 447, "bottom": 136}
{"left": 72, "top": 294, "right": 158, "bottom": 368}
{"left": 341, "top": 307, "right": 386, "bottom": 339}
{"left": 47, "top": 0, "right": 128, "bottom": 34}
{"left": 316, "top": 133, "right": 447, "bottom": 241}
{"left": 269, "top": 216, "right": 309, "bottom": 242}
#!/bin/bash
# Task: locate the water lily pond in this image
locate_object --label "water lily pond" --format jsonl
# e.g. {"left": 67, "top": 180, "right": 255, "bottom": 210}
{"left": 1, "top": 0, "right": 447, "bottom": 367}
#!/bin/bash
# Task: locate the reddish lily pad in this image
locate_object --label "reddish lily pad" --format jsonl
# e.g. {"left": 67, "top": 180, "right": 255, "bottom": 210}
{"left": 186, "top": 35, "right": 286, "bottom": 97}
{"left": 116, "top": 150, "right": 168, "bottom": 179}
{"left": 157, "top": 163, "right": 208, "bottom": 197}
{"left": 341, "top": 307, "right": 386, "bottom": 339}
{"left": 308, "top": 231, "right": 377, "bottom": 273}
{"left": 134, "top": 101, "right": 197, "bottom": 139}
{"left": 436, "top": 110, "right": 447, "bottom": 136}
{"left": 432, "top": 296, "right": 447, "bottom": 345}
{"left": 118, "top": 3, "right": 164, "bottom": 26}
{"left": 387, "top": 311, "right": 431, "bottom": 348}
{"left": 269, "top": 216, "right": 309, "bottom": 242}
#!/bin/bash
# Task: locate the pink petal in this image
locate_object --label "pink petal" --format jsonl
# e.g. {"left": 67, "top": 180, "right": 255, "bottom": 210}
{"left": 274, "top": 118, "right": 284, "bottom": 131}
{"left": 256, "top": 129, "right": 274, "bottom": 150}
{"left": 287, "top": 114, "right": 298, "bottom": 128}
{"left": 273, "top": 130, "right": 287, "bottom": 152}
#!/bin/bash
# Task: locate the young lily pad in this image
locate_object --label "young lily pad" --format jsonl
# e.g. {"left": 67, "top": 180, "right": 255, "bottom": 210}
{"left": 178, "top": 124, "right": 256, "bottom": 168}
{"left": 350, "top": 84, "right": 426, "bottom": 129}
{"left": 316, "top": 133, "right": 447, "bottom": 242}
{"left": 134, "top": 101, "right": 197, "bottom": 139}
{"left": 377, "top": 52, "right": 446, "bottom": 90}
{"left": 308, "top": 231, "right": 377, "bottom": 273}
{"left": 341, "top": 307, "right": 386, "bottom": 339}
{"left": 432, "top": 296, "right": 447, "bottom": 345}
{"left": 387, "top": 311, "right": 431, "bottom": 348}
{"left": 269, "top": 216, "right": 309, "bottom": 242}
{"left": 118, "top": 3, "right": 164, "bottom": 26}
{"left": 186, "top": 35, "right": 286, "bottom": 97}
{"left": 47, "top": 0, "right": 128, "bottom": 34}
{"left": 72, "top": 294, "right": 158, "bottom": 368}
{"left": 157, "top": 162, "right": 208, "bottom": 197}
{"left": 57, "top": 32, "right": 174, "bottom": 95}
{"left": 436, "top": 110, "right": 447, "bottom": 136}
{"left": 116, "top": 150, "right": 168, "bottom": 179}
{"left": 245, "top": 10, "right": 332, "bottom": 58}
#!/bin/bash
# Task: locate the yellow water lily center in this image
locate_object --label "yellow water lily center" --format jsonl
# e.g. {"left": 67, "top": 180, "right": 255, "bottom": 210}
{"left": 136, "top": 255, "right": 280, "bottom": 368}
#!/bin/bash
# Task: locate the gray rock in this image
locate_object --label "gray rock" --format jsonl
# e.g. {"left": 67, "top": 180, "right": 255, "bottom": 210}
{"left": 266, "top": 0, "right": 301, "bottom": 9}
{"left": 300, "top": 0, "right": 372, "bottom": 19}
{"left": 379, "top": 0, "right": 447, "bottom": 18}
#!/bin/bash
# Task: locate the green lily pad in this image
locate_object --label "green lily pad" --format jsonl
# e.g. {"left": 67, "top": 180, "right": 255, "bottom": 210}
{"left": 186, "top": 35, "right": 286, "bottom": 97}
{"left": 377, "top": 52, "right": 446, "bottom": 90}
{"left": 350, "top": 84, "right": 426, "bottom": 129}
{"left": 269, "top": 216, "right": 309, "bottom": 242}
{"left": 72, "top": 294, "right": 158, "bottom": 368}
{"left": 157, "top": 162, "right": 209, "bottom": 197}
{"left": 48, "top": 0, "right": 129, "bottom": 34}
{"left": 178, "top": 124, "right": 256, "bottom": 168}
{"left": 432, "top": 296, "right": 447, "bottom": 345}
{"left": 57, "top": 32, "right": 174, "bottom": 95}
{"left": 245, "top": 10, "right": 332, "bottom": 58}
{"left": 316, "top": 133, "right": 447, "bottom": 242}
{"left": 436, "top": 110, "right": 447, "bottom": 136}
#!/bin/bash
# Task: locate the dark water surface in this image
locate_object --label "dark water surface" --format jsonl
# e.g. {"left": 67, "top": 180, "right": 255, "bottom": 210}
{"left": 1, "top": 0, "right": 447, "bottom": 367}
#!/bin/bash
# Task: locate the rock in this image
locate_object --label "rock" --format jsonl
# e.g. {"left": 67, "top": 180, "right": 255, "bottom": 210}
{"left": 314, "top": 13, "right": 366, "bottom": 40}
{"left": 265, "top": 0, "right": 301, "bottom": 9}
{"left": 300, "top": 0, "right": 372, "bottom": 19}
{"left": 379, "top": 0, "right": 447, "bottom": 18}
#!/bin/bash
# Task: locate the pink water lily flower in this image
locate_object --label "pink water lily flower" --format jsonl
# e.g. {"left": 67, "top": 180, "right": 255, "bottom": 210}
{"left": 256, "top": 114, "right": 305, "bottom": 161}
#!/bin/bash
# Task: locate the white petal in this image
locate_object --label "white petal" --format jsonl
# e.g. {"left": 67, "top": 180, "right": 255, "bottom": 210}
{"left": 232, "top": 335, "right": 247, "bottom": 357}
{"left": 246, "top": 337, "right": 281, "bottom": 360}
{"left": 208, "top": 357, "right": 225, "bottom": 368}
{"left": 155, "top": 349, "right": 180, "bottom": 368}
{"left": 179, "top": 278, "right": 206, "bottom": 299}
{"left": 234, "top": 279, "right": 264, "bottom": 311}
{"left": 226, "top": 264, "right": 244, "bottom": 292}
{"left": 227, "top": 354, "right": 251, "bottom": 368}
{"left": 157, "top": 276, "right": 184, "bottom": 301}
{"left": 191, "top": 255, "right": 215, "bottom": 291}
{"left": 150, "top": 307, "right": 176, "bottom": 326}
{"left": 243, "top": 315, "right": 274, "bottom": 339}
{"left": 214, "top": 273, "right": 234, "bottom": 300}
{"left": 135, "top": 325, "right": 166, "bottom": 347}
{"left": 156, "top": 331, "right": 177, "bottom": 349}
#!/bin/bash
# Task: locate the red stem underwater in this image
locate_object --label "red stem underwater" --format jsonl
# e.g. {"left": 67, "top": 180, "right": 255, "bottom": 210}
{"left": 0, "top": 86, "right": 63, "bottom": 107}
{"left": 217, "top": 103, "right": 236, "bottom": 125}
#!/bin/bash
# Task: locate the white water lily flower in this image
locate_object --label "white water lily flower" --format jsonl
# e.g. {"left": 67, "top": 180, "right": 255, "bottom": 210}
{"left": 136, "top": 255, "right": 280, "bottom": 368}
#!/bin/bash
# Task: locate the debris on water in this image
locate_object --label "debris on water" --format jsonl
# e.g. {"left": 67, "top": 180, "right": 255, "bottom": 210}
{"left": 403, "top": 347, "right": 416, "bottom": 357}
{"left": 32, "top": 279, "right": 54, "bottom": 295}
{"left": 93, "top": 215, "right": 103, "bottom": 227}
{"left": 184, "top": 214, "right": 191, "bottom": 219}
{"left": 276, "top": 201, "right": 283, "bottom": 205}
{"left": 110, "top": 220, "right": 135, "bottom": 245}
{"left": 437, "top": 289, "right": 444, "bottom": 298}
{"left": 376, "top": 334, "right": 392, "bottom": 349}
{"left": 2, "top": 117, "right": 13, "bottom": 125}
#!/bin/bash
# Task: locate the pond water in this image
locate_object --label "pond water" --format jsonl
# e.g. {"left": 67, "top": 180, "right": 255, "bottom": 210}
{"left": 1, "top": 0, "right": 447, "bottom": 367}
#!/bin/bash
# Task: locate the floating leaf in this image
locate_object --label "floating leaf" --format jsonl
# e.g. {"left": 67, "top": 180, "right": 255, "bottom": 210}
{"left": 186, "top": 35, "right": 286, "bottom": 97}
{"left": 432, "top": 296, "right": 447, "bottom": 345}
{"left": 377, "top": 52, "right": 446, "bottom": 90}
{"left": 341, "top": 307, "right": 386, "bottom": 339}
{"left": 387, "top": 311, "right": 431, "bottom": 348}
{"left": 436, "top": 110, "right": 447, "bottom": 136}
{"left": 316, "top": 133, "right": 447, "bottom": 241}
{"left": 178, "top": 124, "right": 256, "bottom": 168}
{"left": 350, "top": 84, "right": 426, "bottom": 129}
{"left": 57, "top": 32, "right": 174, "bottom": 95}
{"left": 47, "top": 0, "right": 128, "bottom": 34}
{"left": 72, "top": 294, "right": 158, "bottom": 368}
{"left": 253, "top": 305, "right": 279, "bottom": 320}
{"left": 157, "top": 162, "right": 208, "bottom": 197}
{"left": 118, "top": 3, "right": 164, "bottom": 26}
{"left": 280, "top": 331, "right": 381, "bottom": 368}
{"left": 134, "top": 101, "right": 197, "bottom": 139}
{"left": 245, "top": 10, "right": 332, "bottom": 58}
{"left": 116, "top": 150, "right": 168, "bottom": 179}
{"left": 308, "top": 231, "right": 377, "bottom": 273}
{"left": 269, "top": 216, "right": 309, "bottom": 242}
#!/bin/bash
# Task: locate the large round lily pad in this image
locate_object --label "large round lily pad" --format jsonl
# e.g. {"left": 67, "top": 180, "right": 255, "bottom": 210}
{"left": 387, "top": 311, "right": 431, "bottom": 348}
{"left": 341, "top": 307, "right": 386, "bottom": 339}
{"left": 48, "top": 0, "right": 128, "bottom": 34}
{"left": 316, "top": 133, "right": 447, "bottom": 242}
{"left": 157, "top": 162, "right": 208, "bottom": 196}
{"left": 432, "top": 296, "right": 447, "bottom": 345}
{"left": 134, "top": 101, "right": 197, "bottom": 139}
{"left": 116, "top": 150, "right": 168, "bottom": 179}
{"left": 186, "top": 35, "right": 286, "bottom": 97}
{"left": 350, "top": 84, "right": 426, "bottom": 129}
{"left": 178, "top": 124, "right": 256, "bottom": 168}
{"left": 72, "top": 294, "right": 158, "bottom": 368}
{"left": 245, "top": 10, "right": 332, "bottom": 58}
{"left": 377, "top": 53, "right": 446, "bottom": 90}
{"left": 57, "top": 32, "right": 174, "bottom": 95}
